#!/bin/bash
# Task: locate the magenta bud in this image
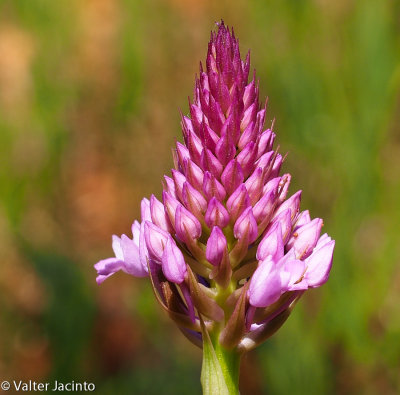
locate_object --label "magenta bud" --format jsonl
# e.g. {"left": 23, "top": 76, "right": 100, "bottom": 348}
{"left": 199, "top": 70, "right": 210, "bottom": 90}
{"left": 262, "top": 176, "right": 281, "bottom": 195}
{"left": 144, "top": 221, "right": 169, "bottom": 261}
{"left": 187, "top": 130, "right": 203, "bottom": 165}
{"left": 240, "top": 102, "right": 257, "bottom": 131}
{"left": 233, "top": 206, "right": 258, "bottom": 244}
{"left": 171, "top": 169, "right": 187, "bottom": 201}
{"left": 248, "top": 257, "right": 284, "bottom": 308}
{"left": 215, "top": 132, "right": 236, "bottom": 165}
{"left": 236, "top": 141, "right": 257, "bottom": 178}
{"left": 206, "top": 226, "right": 228, "bottom": 266}
{"left": 294, "top": 210, "right": 311, "bottom": 230}
{"left": 244, "top": 167, "right": 264, "bottom": 205}
{"left": 201, "top": 148, "right": 223, "bottom": 178}
{"left": 270, "top": 153, "right": 283, "bottom": 178}
{"left": 243, "top": 79, "right": 256, "bottom": 110}
{"left": 221, "top": 159, "right": 244, "bottom": 196}
{"left": 253, "top": 178, "right": 279, "bottom": 223}
{"left": 216, "top": 77, "right": 231, "bottom": 114}
{"left": 207, "top": 95, "right": 225, "bottom": 133}
{"left": 189, "top": 103, "right": 203, "bottom": 132}
{"left": 255, "top": 151, "right": 274, "bottom": 169}
{"left": 161, "top": 236, "right": 187, "bottom": 284}
{"left": 150, "top": 195, "right": 171, "bottom": 232}
{"left": 277, "top": 249, "right": 306, "bottom": 289}
{"left": 221, "top": 111, "right": 240, "bottom": 145}
{"left": 203, "top": 171, "right": 226, "bottom": 202}
{"left": 256, "top": 109, "right": 266, "bottom": 132}
{"left": 185, "top": 159, "right": 204, "bottom": 191}
{"left": 304, "top": 236, "right": 335, "bottom": 288}
{"left": 256, "top": 222, "right": 284, "bottom": 262}
{"left": 289, "top": 218, "right": 323, "bottom": 259}
{"left": 226, "top": 184, "right": 251, "bottom": 223}
{"left": 141, "top": 197, "right": 151, "bottom": 222}
{"left": 274, "top": 190, "right": 302, "bottom": 221}
{"left": 182, "top": 182, "right": 207, "bottom": 219}
{"left": 272, "top": 209, "right": 292, "bottom": 243}
{"left": 205, "top": 197, "right": 230, "bottom": 228}
{"left": 181, "top": 115, "right": 195, "bottom": 136}
{"left": 175, "top": 205, "right": 202, "bottom": 241}
{"left": 256, "top": 129, "right": 274, "bottom": 159}
{"left": 199, "top": 121, "right": 219, "bottom": 152}
{"left": 238, "top": 121, "right": 257, "bottom": 150}
{"left": 176, "top": 142, "right": 190, "bottom": 168}
{"left": 163, "top": 175, "right": 177, "bottom": 198}
{"left": 162, "top": 191, "right": 181, "bottom": 228}
{"left": 277, "top": 174, "right": 291, "bottom": 203}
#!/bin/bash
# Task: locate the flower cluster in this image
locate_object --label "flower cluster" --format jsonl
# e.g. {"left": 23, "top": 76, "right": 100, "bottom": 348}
{"left": 95, "top": 22, "right": 334, "bottom": 352}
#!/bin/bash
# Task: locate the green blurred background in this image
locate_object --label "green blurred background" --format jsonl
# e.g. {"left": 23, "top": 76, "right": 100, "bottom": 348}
{"left": 0, "top": 0, "right": 399, "bottom": 394}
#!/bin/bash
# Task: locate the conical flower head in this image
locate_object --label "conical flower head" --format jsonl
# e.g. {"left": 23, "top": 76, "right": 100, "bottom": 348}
{"left": 95, "top": 22, "right": 335, "bottom": 352}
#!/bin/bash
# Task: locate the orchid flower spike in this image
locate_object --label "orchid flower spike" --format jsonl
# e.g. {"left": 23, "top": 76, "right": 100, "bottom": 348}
{"left": 94, "top": 21, "right": 335, "bottom": 395}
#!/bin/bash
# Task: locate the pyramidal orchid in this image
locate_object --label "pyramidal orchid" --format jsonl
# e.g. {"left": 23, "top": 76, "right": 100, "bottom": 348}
{"left": 95, "top": 22, "right": 335, "bottom": 395}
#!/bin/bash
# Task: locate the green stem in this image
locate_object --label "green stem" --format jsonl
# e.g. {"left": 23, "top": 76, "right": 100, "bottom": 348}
{"left": 212, "top": 335, "right": 241, "bottom": 394}
{"left": 201, "top": 324, "right": 241, "bottom": 395}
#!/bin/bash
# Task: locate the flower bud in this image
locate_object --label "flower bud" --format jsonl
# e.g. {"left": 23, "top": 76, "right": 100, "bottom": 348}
{"left": 257, "top": 129, "right": 274, "bottom": 159}
{"left": 257, "top": 222, "right": 284, "bottom": 262}
{"left": 248, "top": 257, "right": 284, "bottom": 308}
{"left": 163, "top": 175, "right": 177, "bottom": 198}
{"left": 205, "top": 197, "right": 230, "bottom": 228}
{"left": 201, "top": 148, "right": 223, "bottom": 178}
{"left": 274, "top": 190, "right": 302, "bottom": 221}
{"left": 237, "top": 141, "right": 257, "bottom": 178}
{"left": 182, "top": 182, "right": 207, "bottom": 220}
{"left": 172, "top": 169, "right": 187, "bottom": 201}
{"left": 233, "top": 206, "right": 258, "bottom": 244}
{"left": 206, "top": 226, "right": 228, "bottom": 266}
{"left": 202, "top": 171, "right": 226, "bottom": 202}
{"left": 163, "top": 191, "right": 181, "bottom": 228}
{"left": 144, "top": 221, "right": 169, "bottom": 261}
{"left": 304, "top": 236, "right": 335, "bottom": 288}
{"left": 215, "top": 131, "right": 236, "bottom": 165}
{"left": 244, "top": 167, "right": 264, "bottom": 205}
{"left": 185, "top": 159, "right": 204, "bottom": 191}
{"left": 150, "top": 195, "right": 172, "bottom": 232}
{"left": 221, "top": 159, "right": 244, "bottom": 195}
{"left": 226, "top": 184, "right": 251, "bottom": 224}
{"left": 141, "top": 197, "right": 151, "bottom": 222}
{"left": 289, "top": 218, "right": 323, "bottom": 259}
{"left": 162, "top": 236, "right": 187, "bottom": 284}
{"left": 175, "top": 205, "right": 202, "bottom": 241}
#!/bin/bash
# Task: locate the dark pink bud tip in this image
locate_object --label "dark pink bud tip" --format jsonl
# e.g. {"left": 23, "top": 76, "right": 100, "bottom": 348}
{"left": 205, "top": 197, "right": 230, "bottom": 228}
{"left": 233, "top": 206, "right": 258, "bottom": 244}
{"left": 206, "top": 226, "right": 228, "bottom": 266}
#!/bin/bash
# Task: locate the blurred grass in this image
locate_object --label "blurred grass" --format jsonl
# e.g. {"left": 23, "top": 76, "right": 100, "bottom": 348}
{"left": 0, "top": 0, "right": 399, "bottom": 394}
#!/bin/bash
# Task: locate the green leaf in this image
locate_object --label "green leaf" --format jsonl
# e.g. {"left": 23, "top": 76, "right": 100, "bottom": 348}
{"left": 200, "top": 316, "right": 230, "bottom": 395}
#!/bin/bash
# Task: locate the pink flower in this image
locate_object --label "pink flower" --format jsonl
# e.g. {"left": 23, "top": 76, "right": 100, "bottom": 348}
{"left": 94, "top": 21, "right": 335, "bottom": 353}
